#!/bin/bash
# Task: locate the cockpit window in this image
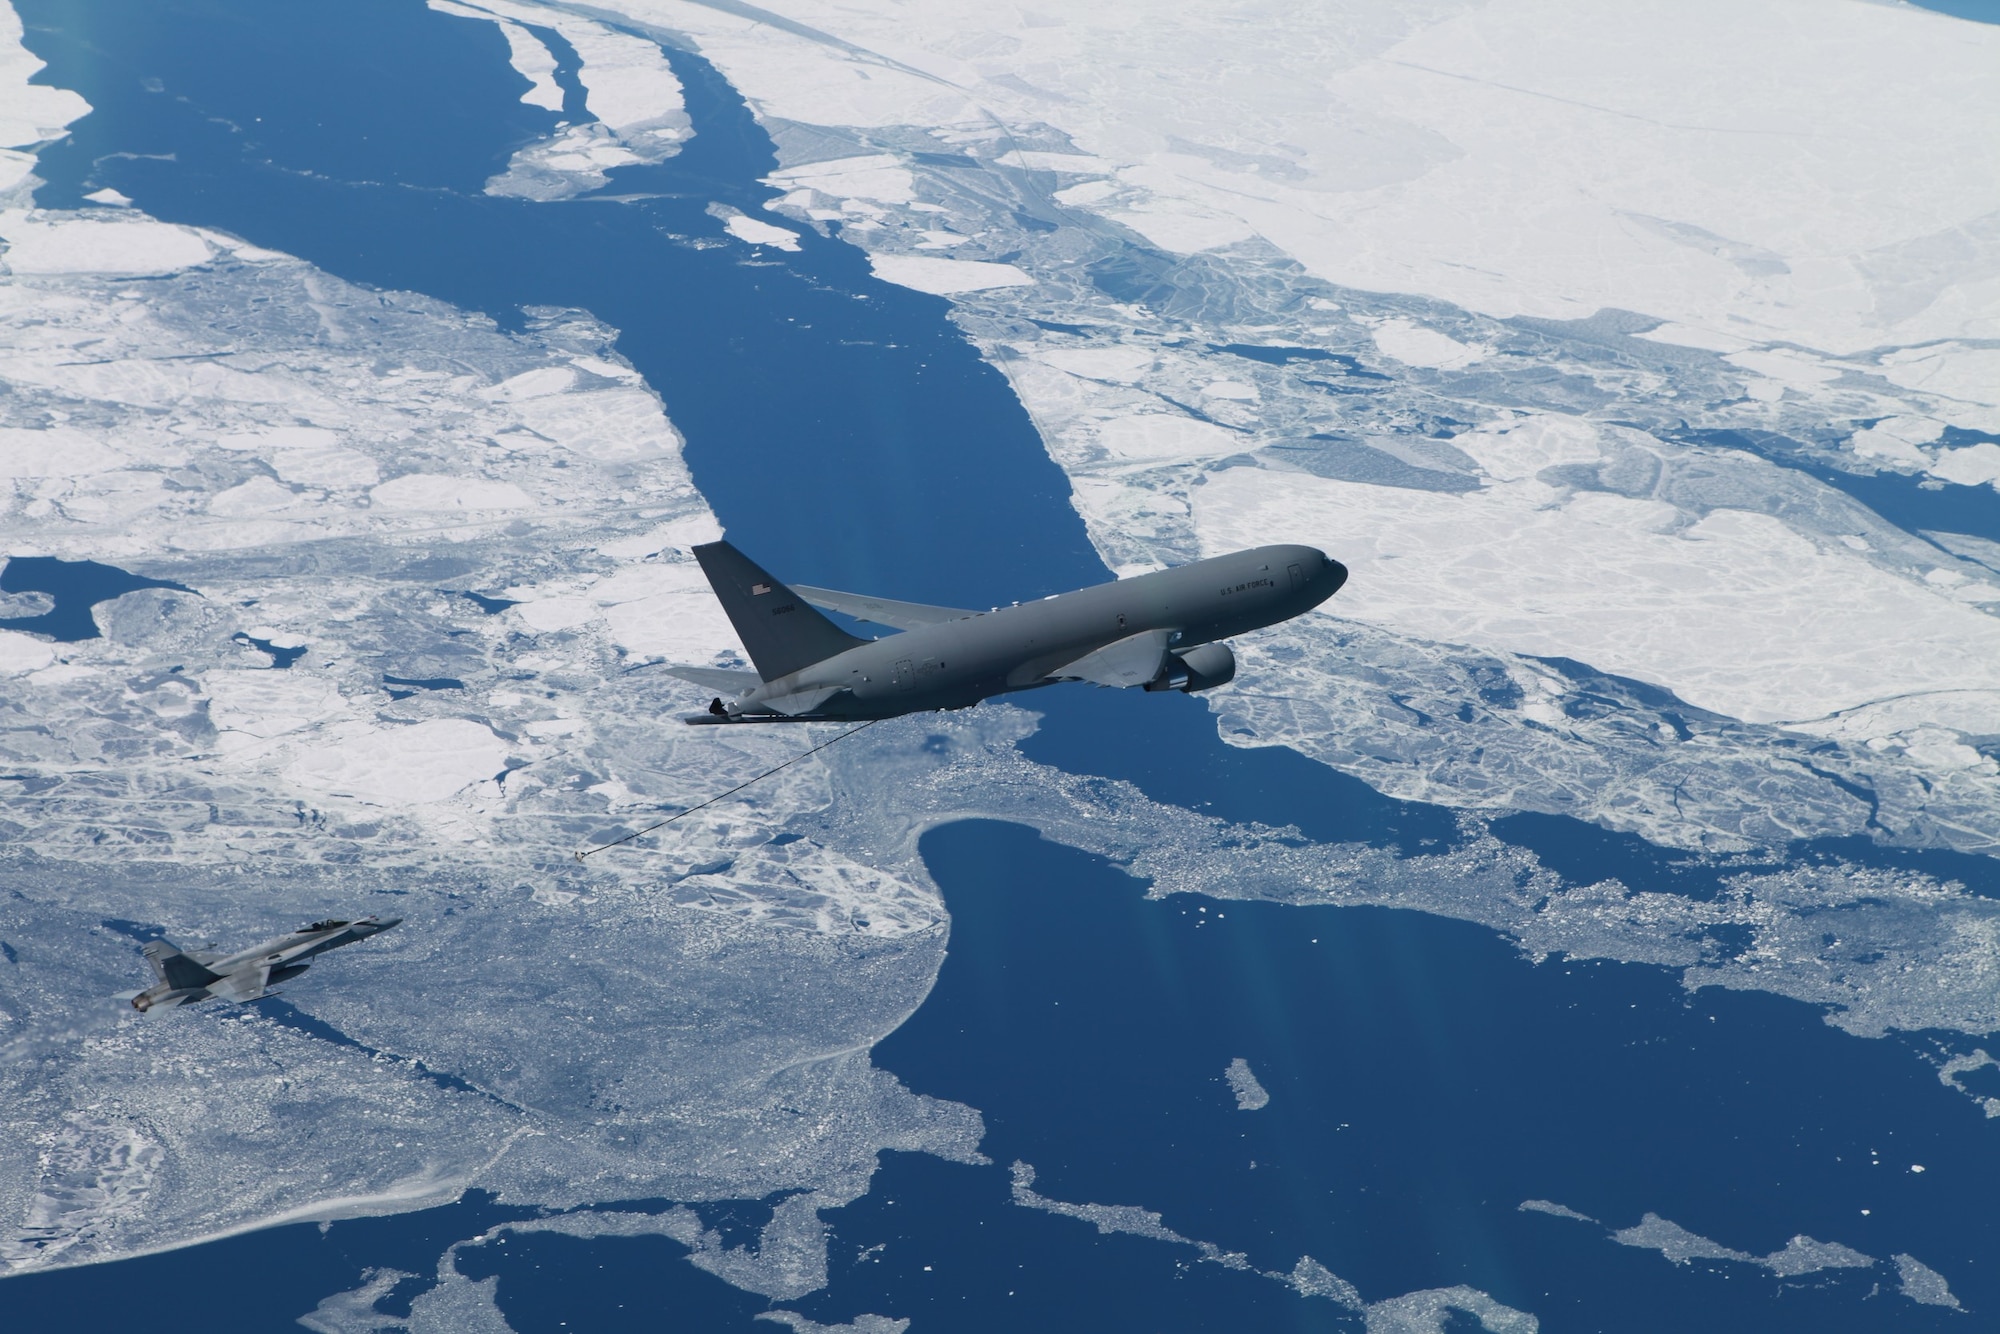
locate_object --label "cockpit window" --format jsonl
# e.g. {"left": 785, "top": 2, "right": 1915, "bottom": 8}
{"left": 304, "top": 919, "right": 350, "bottom": 931}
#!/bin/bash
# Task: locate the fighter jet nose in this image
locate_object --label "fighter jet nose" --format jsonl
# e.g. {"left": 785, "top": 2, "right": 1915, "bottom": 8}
{"left": 371, "top": 917, "right": 404, "bottom": 931}
{"left": 1324, "top": 557, "right": 1348, "bottom": 594}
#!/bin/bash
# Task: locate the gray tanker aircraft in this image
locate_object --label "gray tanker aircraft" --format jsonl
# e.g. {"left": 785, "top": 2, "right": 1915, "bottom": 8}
{"left": 665, "top": 541, "right": 1346, "bottom": 723}
{"left": 128, "top": 916, "right": 401, "bottom": 1011}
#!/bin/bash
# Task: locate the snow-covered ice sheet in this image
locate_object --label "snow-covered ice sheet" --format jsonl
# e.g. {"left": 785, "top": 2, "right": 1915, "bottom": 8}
{"left": 0, "top": 191, "right": 987, "bottom": 1272}
{"left": 1193, "top": 456, "right": 2000, "bottom": 727}
{"left": 522, "top": 0, "right": 2000, "bottom": 853}
{"left": 596, "top": 0, "right": 2000, "bottom": 352}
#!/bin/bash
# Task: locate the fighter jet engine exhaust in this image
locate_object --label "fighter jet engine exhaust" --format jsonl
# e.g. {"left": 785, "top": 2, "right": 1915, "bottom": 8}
{"left": 1145, "top": 642, "right": 1237, "bottom": 694}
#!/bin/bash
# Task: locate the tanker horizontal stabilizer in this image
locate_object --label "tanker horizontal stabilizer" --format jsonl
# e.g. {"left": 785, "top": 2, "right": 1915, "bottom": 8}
{"left": 762, "top": 685, "right": 849, "bottom": 716}
{"left": 791, "top": 585, "right": 977, "bottom": 631}
{"left": 661, "top": 664, "right": 765, "bottom": 692}
{"left": 1050, "top": 629, "right": 1176, "bottom": 687}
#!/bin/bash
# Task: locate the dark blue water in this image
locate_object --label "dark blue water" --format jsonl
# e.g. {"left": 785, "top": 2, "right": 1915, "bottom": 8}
{"left": 0, "top": 556, "right": 192, "bottom": 641}
{"left": 458, "top": 590, "right": 521, "bottom": 615}
{"left": 383, "top": 673, "right": 465, "bottom": 698}
{"left": 1909, "top": 0, "right": 2000, "bottom": 23}
{"left": 1806, "top": 463, "right": 2000, "bottom": 548}
{"left": 833, "top": 822, "right": 1991, "bottom": 1332}
{"left": 232, "top": 631, "right": 306, "bottom": 668}
{"left": 10, "top": 2, "right": 2000, "bottom": 1331}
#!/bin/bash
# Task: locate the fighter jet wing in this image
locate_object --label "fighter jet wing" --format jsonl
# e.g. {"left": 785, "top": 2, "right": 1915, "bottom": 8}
{"left": 1049, "top": 629, "right": 1176, "bottom": 688}
{"left": 661, "top": 665, "right": 765, "bottom": 692}
{"left": 206, "top": 964, "right": 273, "bottom": 1003}
{"left": 790, "top": 585, "right": 977, "bottom": 632}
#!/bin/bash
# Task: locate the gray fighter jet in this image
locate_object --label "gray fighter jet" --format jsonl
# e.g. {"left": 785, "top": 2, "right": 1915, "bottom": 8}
{"left": 129, "top": 916, "right": 401, "bottom": 1011}
{"left": 665, "top": 541, "right": 1346, "bottom": 723}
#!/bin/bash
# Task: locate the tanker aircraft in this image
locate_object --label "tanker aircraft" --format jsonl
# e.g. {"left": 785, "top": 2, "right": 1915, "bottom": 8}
{"left": 664, "top": 540, "right": 1346, "bottom": 724}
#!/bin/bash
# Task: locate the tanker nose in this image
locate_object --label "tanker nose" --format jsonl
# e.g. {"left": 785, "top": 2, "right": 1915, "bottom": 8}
{"left": 1315, "top": 549, "right": 1347, "bottom": 595}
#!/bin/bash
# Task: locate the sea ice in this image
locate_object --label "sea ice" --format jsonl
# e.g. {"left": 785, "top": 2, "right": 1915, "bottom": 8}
{"left": 0, "top": 213, "right": 211, "bottom": 275}
{"left": 0, "top": 196, "right": 980, "bottom": 1278}
{"left": 295, "top": 1266, "right": 417, "bottom": 1334}
{"left": 428, "top": 0, "right": 561, "bottom": 111}
{"left": 1362, "top": 1286, "right": 1538, "bottom": 1334}
{"left": 1894, "top": 1252, "right": 1964, "bottom": 1310}
{"left": 1368, "top": 319, "right": 1485, "bottom": 370}
{"left": 865, "top": 254, "right": 1033, "bottom": 294}
{"left": 285, "top": 719, "right": 512, "bottom": 807}
{"left": 539, "top": 0, "right": 2000, "bottom": 855}
{"left": 368, "top": 475, "right": 536, "bottom": 512}
{"left": 1516, "top": 1200, "right": 1595, "bottom": 1223}
{"left": 431, "top": 0, "right": 690, "bottom": 201}
{"left": 1610, "top": 1213, "right": 1757, "bottom": 1266}
{"left": 615, "top": 0, "right": 1999, "bottom": 351}
{"left": 1193, "top": 456, "right": 2000, "bottom": 725}
{"left": 723, "top": 212, "right": 801, "bottom": 251}
{"left": 0, "top": 0, "right": 85, "bottom": 181}
{"left": 1224, "top": 1056, "right": 1269, "bottom": 1110}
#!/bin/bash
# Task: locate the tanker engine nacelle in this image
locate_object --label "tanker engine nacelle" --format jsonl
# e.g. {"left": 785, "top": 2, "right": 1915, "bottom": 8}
{"left": 1144, "top": 641, "right": 1236, "bottom": 694}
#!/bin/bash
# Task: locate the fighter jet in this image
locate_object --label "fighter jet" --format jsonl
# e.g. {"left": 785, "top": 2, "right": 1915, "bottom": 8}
{"left": 129, "top": 916, "right": 401, "bottom": 1011}
{"left": 664, "top": 541, "right": 1346, "bottom": 723}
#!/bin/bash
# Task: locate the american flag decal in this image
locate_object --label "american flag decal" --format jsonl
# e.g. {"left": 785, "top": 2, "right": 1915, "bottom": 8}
{"left": 751, "top": 582, "right": 771, "bottom": 595}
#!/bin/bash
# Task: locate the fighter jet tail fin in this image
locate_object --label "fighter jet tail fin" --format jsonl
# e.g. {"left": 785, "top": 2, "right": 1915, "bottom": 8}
{"left": 143, "top": 939, "right": 222, "bottom": 990}
{"left": 692, "top": 541, "right": 868, "bottom": 682}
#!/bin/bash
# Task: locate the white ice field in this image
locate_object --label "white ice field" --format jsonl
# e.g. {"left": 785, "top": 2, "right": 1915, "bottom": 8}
{"left": 2, "top": 0, "right": 2000, "bottom": 1313}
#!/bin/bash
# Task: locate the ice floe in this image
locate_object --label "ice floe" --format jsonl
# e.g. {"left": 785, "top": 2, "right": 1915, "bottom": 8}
{"left": 865, "top": 253, "right": 1032, "bottom": 295}
{"left": 0, "top": 212, "right": 212, "bottom": 275}
{"left": 1522, "top": 1199, "right": 1959, "bottom": 1309}
{"left": 722, "top": 211, "right": 801, "bottom": 251}
{"left": 1224, "top": 1056, "right": 1269, "bottom": 1110}
{"left": 0, "top": 0, "right": 85, "bottom": 197}
{"left": 1895, "top": 1252, "right": 1965, "bottom": 1310}
{"left": 429, "top": 0, "right": 691, "bottom": 200}
{"left": 1009, "top": 1159, "right": 1533, "bottom": 1325}
{"left": 295, "top": 1266, "right": 417, "bottom": 1334}
{"left": 431, "top": 0, "right": 562, "bottom": 111}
